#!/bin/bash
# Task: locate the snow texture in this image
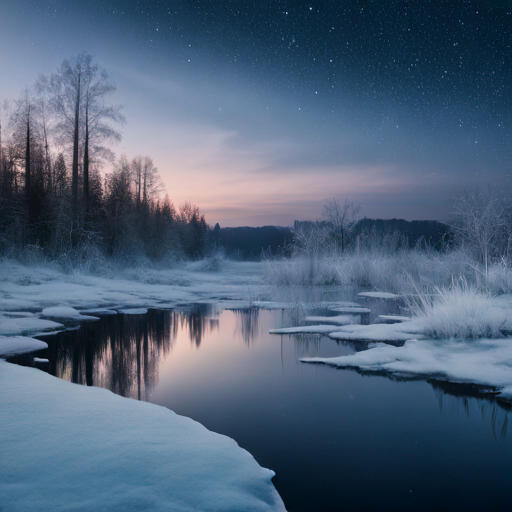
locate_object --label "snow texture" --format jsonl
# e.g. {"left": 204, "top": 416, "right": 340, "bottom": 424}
{"left": 358, "top": 291, "right": 401, "bottom": 299}
{"left": 0, "top": 316, "right": 63, "bottom": 336}
{"left": 329, "top": 321, "right": 426, "bottom": 343}
{"left": 301, "top": 337, "right": 512, "bottom": 400}
{"left": 305, "top": 315, "right": 355, "bottom": 324}
{"left": 117, "top": 308, "right": 148, "bottom": 315}
{"left": 0, "top": 360, "right": 286, "bottom": 512}
{"left": 377, "top": 315, "right": 411, "bottom": 323}
{"left": 41, "top": 306, "right": 100, "bottom": 321}
{"left": 328, "top": 306, "right": 371, "bottom": 314}
{"left": 270, "top": 325, "right": 341, "bottom": 335}
{"left": 0, "top": 260, "right": 268, "bottom": 312}
{"left": 0, "top": 336, "right": 48, "bottom": 357}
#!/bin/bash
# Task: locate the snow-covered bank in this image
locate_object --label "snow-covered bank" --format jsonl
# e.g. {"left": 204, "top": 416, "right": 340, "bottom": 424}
{"left": 0, "top": 259, "right": 269, "bottom": 312}
{"left": 0, "top": 360, "right": 286, "bottom": 512}
{"left": 301, "top": 337, "right": 512, "bottom": 403}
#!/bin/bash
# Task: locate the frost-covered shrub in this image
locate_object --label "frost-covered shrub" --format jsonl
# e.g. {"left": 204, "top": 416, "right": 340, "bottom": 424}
{"left": 264, "top": 256, "right": 340, "bottom": 286}
{"left": 190, "top": 247, "right": 227, "bottom": 272}
{"left": 409, "top": 283, "right": 508, "bottom": 339}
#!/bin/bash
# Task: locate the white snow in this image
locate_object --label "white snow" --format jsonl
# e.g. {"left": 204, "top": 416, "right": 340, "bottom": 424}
{"left": 328, "top": 306, "right": 371, "bottom": 314}
{"left": 358, "top": 291, "right": 401, "bottom": 299}
{"left": 305, "top": 315, "right": 355, "bottom": 325}
{"left": 0, "top": 316, "right": 64, "bottom": 336}
{"left": 117, "top": 308, "right": 148, "bottom": 315}
{"left": 0, "top": 260, "right": 269, "bottom": 312}
{"left": 301, "top": 337, "right": 512, "bottom": 401}
{"left": 41, "top": 306, "right": 99, "bottom": 321}
{"left": 0, "top": 360, "right": 286, "bottom": 512}
{"left": 377, "top": 315, "right": 411, "bottom": 323}
{"left": 81, "top": 308, "right": 118, "bottom": 315}
{"left": 33, "top": 357, "right": 49, "bottom": 363}
{"left": 270, "top": 325, "right": 341, "bottom": 335}
{"left": 329, "top": 321, "right": 426, "bottom": 343}
{"left": 0, "top": 336, "right": 48, "bottom": 357}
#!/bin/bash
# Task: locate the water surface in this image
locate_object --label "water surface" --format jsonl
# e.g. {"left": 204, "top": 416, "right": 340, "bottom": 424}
{"left": 30, "top": 306, "right": 512, "bottom": 512}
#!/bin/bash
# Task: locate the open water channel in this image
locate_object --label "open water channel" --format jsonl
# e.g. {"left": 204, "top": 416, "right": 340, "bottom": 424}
{"left": 23, "top": 304, "right": 512, "bottom": 511}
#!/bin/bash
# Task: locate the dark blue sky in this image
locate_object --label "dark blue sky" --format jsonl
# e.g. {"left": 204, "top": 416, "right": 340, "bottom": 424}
{"left": 1, "top": 0, "right": 511, "bottom": 225}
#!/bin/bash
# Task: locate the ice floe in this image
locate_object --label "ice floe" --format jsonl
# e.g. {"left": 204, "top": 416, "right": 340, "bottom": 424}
{"left": 305, "top": 315, "right": 355, "bottom": 324}
{"left": 270, "top": 325, "right": 341, "bottom": 335}
{"left": 329, "top": 321, "right": 425, "bottom": 343}
{"left": 301, "top": 337, "right": 512, "bottom": 402}
{"left": 358, "top": 291, "right": 401, "bottom": 299}
{"left": 0, "top": 360, "right": 286, "bottom": 512}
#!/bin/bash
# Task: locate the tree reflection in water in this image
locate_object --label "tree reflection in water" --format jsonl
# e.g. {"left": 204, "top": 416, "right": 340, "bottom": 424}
{"left": 43, "top": 306, "right": 219, "bottom": 400}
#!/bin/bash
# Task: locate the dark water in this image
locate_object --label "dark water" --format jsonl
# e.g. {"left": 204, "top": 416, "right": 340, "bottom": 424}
{"left": 25, "top": 306, "right": 512, "bottom": 512}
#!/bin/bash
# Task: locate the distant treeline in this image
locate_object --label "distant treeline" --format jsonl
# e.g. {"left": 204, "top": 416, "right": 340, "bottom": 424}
{"left": 212, "top": 219, "right": 449, "bottom": 261}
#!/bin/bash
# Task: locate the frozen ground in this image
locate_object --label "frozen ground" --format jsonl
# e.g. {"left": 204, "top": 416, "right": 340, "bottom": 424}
{"left": 0, "top": 360, "right": 285, "bottom": 512}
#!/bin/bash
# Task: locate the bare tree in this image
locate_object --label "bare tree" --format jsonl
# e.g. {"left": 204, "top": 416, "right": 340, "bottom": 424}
{"left": 81, "top": 55, "right": 125, "bottom": 204}
{"left": 449, "top": 187, "right": 509, "bottom": 275}
{"left": 322, "top": 197, "right": 361, "bottom": 252}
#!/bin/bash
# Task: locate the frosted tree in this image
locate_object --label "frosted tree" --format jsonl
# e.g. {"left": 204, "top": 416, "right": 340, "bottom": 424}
{"left": 449, "top": 187, "right": 510, "bottom": 275}
{"left": 322, "top": 197, "right": 361, "bottom": 252}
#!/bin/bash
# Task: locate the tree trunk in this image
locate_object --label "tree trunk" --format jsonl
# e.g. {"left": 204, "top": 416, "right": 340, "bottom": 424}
{"left": 72, "top": 70, "right": 81, "bottom": 203}
{"left": 25, "top": 105, "right": 31, "bottom": 199}
{"left": 84, "top": 101, "right": 89, "bottom": 204}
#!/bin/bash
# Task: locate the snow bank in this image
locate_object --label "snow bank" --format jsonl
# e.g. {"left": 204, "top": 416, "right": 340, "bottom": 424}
{"left": 0, "top": 336, "right": 48, "bottom": 357}
{"left": 301, "top": 337, "right": 512, "bottom": 401}
{"left": 0, "top": 260, "right": 269, "bottom": 312}
{"left": 0, "top": 360, "right": 286, "bottom": 512}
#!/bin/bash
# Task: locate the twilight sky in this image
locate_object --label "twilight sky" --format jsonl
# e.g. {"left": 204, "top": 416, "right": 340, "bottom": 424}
{"left": 0, "top": 0, "right": 511, "bottom": 226}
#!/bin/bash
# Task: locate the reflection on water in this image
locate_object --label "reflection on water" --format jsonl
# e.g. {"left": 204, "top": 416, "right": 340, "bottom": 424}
{"left": 432, "top": 381, "right": 510, "bottom": 440}
{"left": 23, "top": 306, "right": 512, "bottom": 512}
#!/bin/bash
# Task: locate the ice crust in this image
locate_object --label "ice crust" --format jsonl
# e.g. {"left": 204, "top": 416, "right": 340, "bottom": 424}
{"left": 0, "top": 360, "right": 286, "bottom": 512}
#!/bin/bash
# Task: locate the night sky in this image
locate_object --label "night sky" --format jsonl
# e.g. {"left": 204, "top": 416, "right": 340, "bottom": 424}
{"left": 1, "top": 0, "right": 511, "bottom": 226}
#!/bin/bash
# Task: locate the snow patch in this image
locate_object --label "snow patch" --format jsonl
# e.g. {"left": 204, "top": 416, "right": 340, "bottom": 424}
{"left": 41, "top": 306, "right": 99, "bottom": 321}
{"left": 0, "top": 316, "right": 64, "bottom": 336}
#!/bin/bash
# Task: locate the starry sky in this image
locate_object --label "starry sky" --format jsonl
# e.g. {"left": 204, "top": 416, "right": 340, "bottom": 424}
{"left": 0, "top": 0, "right": 511, "bottom": 226}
